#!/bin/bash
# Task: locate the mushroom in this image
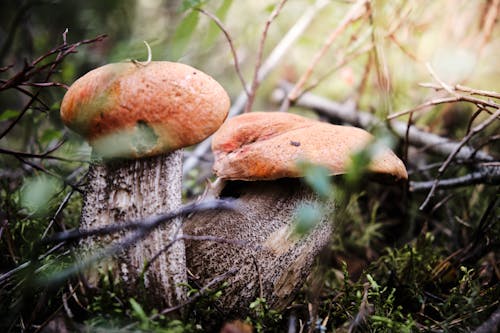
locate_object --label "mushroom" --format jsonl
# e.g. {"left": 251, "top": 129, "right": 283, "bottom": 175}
{"left": 60, "top": 61, "right": 230, "bottom": 307}
{"left": 184, "top": 112, "right": 407, "bottom": 316}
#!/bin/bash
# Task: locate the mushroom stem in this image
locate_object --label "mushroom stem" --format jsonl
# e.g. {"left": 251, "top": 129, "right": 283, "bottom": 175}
{"left": 184, "top": 178, "right": 333, "bottom": 316}
{"left": 80, "top": 151, "right": 186, "bottom": 308}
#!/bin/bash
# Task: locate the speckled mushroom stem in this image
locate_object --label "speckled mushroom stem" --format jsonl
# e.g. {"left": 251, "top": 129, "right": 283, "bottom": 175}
{"left": 184, "top": 178, "right": 333, "bottom": 317}
{"left": 80, "top": 151, "right": 186, "bottom": 308}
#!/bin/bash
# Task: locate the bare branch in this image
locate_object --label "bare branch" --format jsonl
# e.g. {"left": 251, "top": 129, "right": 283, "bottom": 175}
{"left": 41, "top": 189, "right": 78, "bottom": 239}
{"left": 388, "top": 81, "right": 500, "bottom": 121}
{"left": 419, "top": 82, "right": 500, "bottom": 100}
{"left": 387, "top": 96, "right": 462, "bottom": 120}
{"left": 196, "top": 8, "right": 248, "bottom": 96}
{"left": 40, "top": 199, "right": 237, "bottom": 245}
{"left": 244, "top": 0, "right": 288, "bottom": 113}
{"left": 155, "top": 268, "right": 238, "bottom": 318}
{"left": 0, "top": 33, "right": 106, "bottom": 140}
{"left": 425, "top": 62, "right": 459, "bottom": 97}
{"left": 0, "top": 146, "right": 87, "bottom": 164}
{"left": 419, "top": 107, "right": 500, "bottom": 210}
{"left": 36, "top": 199, "right": 237, "bottom": 288}
{"left": 286, "top": 0, "right": 369, "bottom": 103}
{"left": 410, "top": 167, "right": 500, "bottom": 192}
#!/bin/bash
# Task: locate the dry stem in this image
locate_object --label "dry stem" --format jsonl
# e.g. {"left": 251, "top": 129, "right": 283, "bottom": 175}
{"left": 244, "top": 0, "right": 288, "bottom": 113}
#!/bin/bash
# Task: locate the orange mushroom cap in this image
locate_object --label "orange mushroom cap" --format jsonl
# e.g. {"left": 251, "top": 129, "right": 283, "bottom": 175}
{"left": 212, "top": 112, "right": 408, "bottom": 181}
{"left": 61, "top": 61, "right": 230, "bottom": 158}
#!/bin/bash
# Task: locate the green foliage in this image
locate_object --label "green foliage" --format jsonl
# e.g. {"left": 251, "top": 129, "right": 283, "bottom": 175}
{"left": 321, "top": 232, "right": 499, "bottom": 332}
{"left": 203, "top": 0, "right": 233, "bottom": 48}
{"left": 247, "top": 297, "right": 282, "bottom": 333}
{"left": 20, "top": 175, "right": 62, "bottom": 217}
{"left": 180, "top": 0, "right": 206, "bottom": 12}
{"left": 298, "top": 161, "right": 333, "bottom": 199}
{"left": 170, "top": 10, "right": 201, "bottom": 60}
{"left": 293, "top": 202, "right": 324, "bottom": 236}
{"left": 345, "top": 133, "right": 396, "bottom": 186}
{"left": 0, "top": 109, "right": 19, "bottom": 121}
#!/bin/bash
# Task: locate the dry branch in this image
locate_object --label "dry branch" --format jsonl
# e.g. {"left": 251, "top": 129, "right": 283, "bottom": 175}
{"left": 419, "top": 107, "right": 500, "bottom": 210}
{"left": 195, "top": 8, "right": 248, "bottom": 95}
{"left": 244, "top": 0, "right": 288, "bottom": 113}
{"left": 285, "top": 0, "right": 369, "bottom": 104}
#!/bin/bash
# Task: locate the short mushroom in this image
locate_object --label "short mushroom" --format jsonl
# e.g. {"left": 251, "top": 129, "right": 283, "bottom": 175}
{"left": 184, "top": 112, "right": 407, "bottom": 316}
{"left": 60, "top": 61, "right": 230, "bottom": 307}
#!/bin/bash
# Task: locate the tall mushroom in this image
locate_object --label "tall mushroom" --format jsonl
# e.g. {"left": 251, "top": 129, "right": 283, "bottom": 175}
{"left": 184, "top": 112, "right": 407, "bottom": 316}
{"left": 60, "top": 61, "right": 230, "bottom": 307}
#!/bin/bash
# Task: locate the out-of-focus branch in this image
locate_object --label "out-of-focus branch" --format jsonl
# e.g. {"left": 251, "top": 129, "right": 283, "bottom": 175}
{"left": 410, "top": 167, "right": 500, "bottom": 192}
{"left": 0, "top": 34, "right": 106, "bottom": 92}
{"left": 0, "top": 1, "right": 42, "bottom": 61}
{"left": 419, "top": 107, "right": 500, "bottom": 210}
{"left": 284, "top": 0, "right": 369, "bottom": 106}
{"left": 36, "top": 199, "right": 238, "bottom": 287}
{"left": 0, "top": 33, "right": 106, "bottom": 141}
{"left": 244, "top": 0, "right": 288, "bottom": 113}
{"left": 40, "top": 199, "right": 237, "bottom": 245}
{"left": 419, "top": 82, "right": 500, "bottom": 100}
{"left": 195, "top": 8, "right": 248, "bottom": 96}
{"left": 0, "top": 145, "right": 86, "bottom": 164}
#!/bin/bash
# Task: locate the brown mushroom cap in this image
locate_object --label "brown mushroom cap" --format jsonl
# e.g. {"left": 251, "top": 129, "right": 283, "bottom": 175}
{"left": 61, "top": 61, "right": 230, "bottom": 158}
{"left": 212, "top": 112, "right": 408, "bottom": 181}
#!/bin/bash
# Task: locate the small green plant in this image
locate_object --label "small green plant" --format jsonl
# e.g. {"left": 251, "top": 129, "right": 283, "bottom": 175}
{"left": 247, "top": 297, "right": 283, "bottom": 333}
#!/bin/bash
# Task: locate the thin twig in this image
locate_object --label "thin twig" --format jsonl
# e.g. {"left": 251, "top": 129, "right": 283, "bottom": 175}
{"left": 410, "top": 168, "right": 500, "bottom": 191}
{"left": 387, "top": 96, "right": 462, "bottom": 120}
{"left": 419, "top": 107, "right": 500, "bottom": 210}
{"left": 13, "top": 155, "right": 83, "bottom": 193}
{"left": 157, "top": 268, "right": 238, "bottom": 317}
{"left": 291, "top": 1, "right": 413, "bottom": 105}
{"left": 41, "top": 189, "right": 77, "bottom": 239}
{"left": 388, "top": 92, "right": 499, "bottom": 120}
{"left": 144, "top": 234, "right": 250, "bottom": 274}
{"left": 196, "top": 7, "right": 248, "bottom": 96}
{"left": 425, "top": 62, "right": 459, "bottom": 97}
{"left": 0, "top": 146, "right": 87, "bottom": 164}
{"left": 0, "top": 33, "right": 106, "bottom": 140}
{"left": 244, "top": 0, "right": 288, "bottom": 113}
{"left": 286, "top": 0, "right": 369, "bottom": 103}
{"left": 419, "top": 82, "right": 500, "bottom": 100}
{"left": 36, "top": 200, "right": 237, "bottom": 289}
{"left": 477, "top": 0, "right": 500, "bottom": 56}
{"left": 299, "top": 37, "right": 374, "bottom": 98}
